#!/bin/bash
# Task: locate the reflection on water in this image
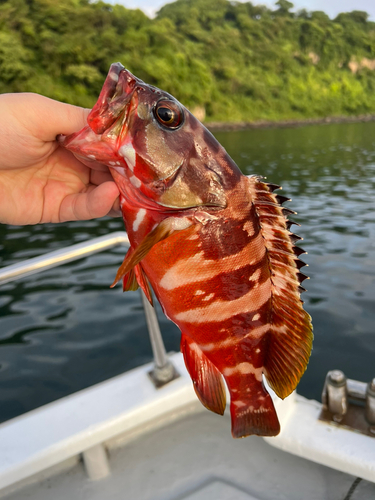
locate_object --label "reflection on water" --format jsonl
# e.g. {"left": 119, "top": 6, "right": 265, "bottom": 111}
{"left": 1, "top": 122, "right": 375, "bottom": 422}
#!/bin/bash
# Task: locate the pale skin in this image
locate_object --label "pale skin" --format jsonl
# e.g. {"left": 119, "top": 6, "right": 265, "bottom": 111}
{"left": 0, "top": 93, "right": 120, "bottom": 225}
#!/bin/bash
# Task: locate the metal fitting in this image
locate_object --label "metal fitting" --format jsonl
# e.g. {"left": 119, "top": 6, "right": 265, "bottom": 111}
{"left": 149, "top": 361, "right": 179, "bottom": 388}
{"left": 320, "top": 371, "right": 375, "bottom": 436}
{"left": 324, "top": 370, "right": 348, "bottom": 420}
{"left": 329, "top": 370, "right": 346, "bottom": 385}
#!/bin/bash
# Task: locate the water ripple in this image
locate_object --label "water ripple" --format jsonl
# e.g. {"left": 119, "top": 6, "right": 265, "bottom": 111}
{"left": 1, "top": 122, "right": 375, "bottom": 421}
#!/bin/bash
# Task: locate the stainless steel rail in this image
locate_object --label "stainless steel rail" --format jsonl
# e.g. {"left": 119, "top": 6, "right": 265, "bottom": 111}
{"left": 0, "top": 231, "right": 129, "bottom": 285}
{"left": 140, "top": 290, "right": 179, "bottom": 387}
{"left": 0, "top": 231, "right": 178, "bottom": 387}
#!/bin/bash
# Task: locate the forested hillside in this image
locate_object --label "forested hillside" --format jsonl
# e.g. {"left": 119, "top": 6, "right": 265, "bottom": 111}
{"left": 1, "top": 0, "right": 375, "bottom": 122}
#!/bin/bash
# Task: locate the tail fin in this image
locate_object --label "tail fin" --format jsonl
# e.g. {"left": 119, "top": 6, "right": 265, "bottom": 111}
{"left": 230, "top": 380, "right": 280, "bottom": 438}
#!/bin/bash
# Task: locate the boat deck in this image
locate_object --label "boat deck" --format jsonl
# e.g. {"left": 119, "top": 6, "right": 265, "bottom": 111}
{"left": 2, "top": 407, "right": 374, "bottom": 500}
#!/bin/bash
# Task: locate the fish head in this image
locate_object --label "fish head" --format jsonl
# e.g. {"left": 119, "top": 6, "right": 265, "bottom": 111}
{"left": 61, "top": 63, "right": 240, "bottom": 211}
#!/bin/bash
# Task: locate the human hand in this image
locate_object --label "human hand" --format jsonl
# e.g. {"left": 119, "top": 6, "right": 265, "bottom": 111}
{"left": 0, "top": 93, "right": 120, "bottom": 225}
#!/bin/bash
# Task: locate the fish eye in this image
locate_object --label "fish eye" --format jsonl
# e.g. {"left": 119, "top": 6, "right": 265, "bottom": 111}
{"left": 154, "top": 100, "right": 183, "bottom": 129}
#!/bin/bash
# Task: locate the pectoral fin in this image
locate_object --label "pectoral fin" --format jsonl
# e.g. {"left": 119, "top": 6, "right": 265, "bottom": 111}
{"left": 111, "top": 217, "right": 193, "bottom": 288}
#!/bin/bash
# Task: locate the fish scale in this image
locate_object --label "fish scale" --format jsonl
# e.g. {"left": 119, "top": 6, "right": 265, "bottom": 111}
{"left": 61, "top": 63, "right": 313, "bottom": 438}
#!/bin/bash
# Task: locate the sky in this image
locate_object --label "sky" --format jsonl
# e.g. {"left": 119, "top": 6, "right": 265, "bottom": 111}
{"left": 112, "top": 0, "right": 375, "bottom": 20}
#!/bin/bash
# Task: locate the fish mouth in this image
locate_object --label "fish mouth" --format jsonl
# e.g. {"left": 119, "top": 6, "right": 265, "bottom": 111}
{"left": 87, "top": 63, "right": 136, "bottom": 136}
{"left": 59, "top": 63, "right": 138, "bottom": 162}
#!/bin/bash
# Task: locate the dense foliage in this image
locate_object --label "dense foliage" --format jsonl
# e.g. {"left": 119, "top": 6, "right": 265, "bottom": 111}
{"left": 1, "top": 0, "right": 375, "bottom": 121}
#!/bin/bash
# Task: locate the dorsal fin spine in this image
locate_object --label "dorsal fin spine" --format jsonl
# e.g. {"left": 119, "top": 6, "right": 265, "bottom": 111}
{"left": 249, "top": 176, "right": 313, "bottom": 400}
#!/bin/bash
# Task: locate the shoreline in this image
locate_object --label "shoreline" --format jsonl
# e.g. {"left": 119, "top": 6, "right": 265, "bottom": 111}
{"left": 205, "top": 114, "right": 375, "bottom": 132}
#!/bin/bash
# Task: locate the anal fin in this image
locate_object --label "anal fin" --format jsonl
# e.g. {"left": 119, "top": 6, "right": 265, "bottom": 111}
{"left": 181, "top": 334, "right": 226, "bottom": 415}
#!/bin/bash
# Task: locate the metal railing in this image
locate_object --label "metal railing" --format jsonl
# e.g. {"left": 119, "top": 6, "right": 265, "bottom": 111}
{"left": 0, "top": 231, "right": 178, "bottom": 387}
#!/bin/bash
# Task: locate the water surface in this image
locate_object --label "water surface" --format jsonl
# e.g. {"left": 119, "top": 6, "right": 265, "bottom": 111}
{"left": 1, "top": 121, "right": 375, "bottom": 422}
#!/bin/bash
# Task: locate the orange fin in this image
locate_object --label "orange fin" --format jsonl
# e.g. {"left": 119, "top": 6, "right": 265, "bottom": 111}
{"left": 111, "top": 246, "right": 134, "bottom": 288}
{"left": 111, "top": 217, "right": 192, "bottom": 288}
{"left": 248, "top": 176, "right": 313, "bottom": 400}
{"left": 181, "top": 334, "right": 226, "bottom": 415}
{"left": 119, "top": 258, "right": 153, "bottom": 305}
{"left": 134, "top": 264, "right": 153, "bottom": 306}
{"left": 230, "top": 381, "right": 280, "bottom": 438}
{"left": 122, "top": 267, "right": 139, "bottom": 292}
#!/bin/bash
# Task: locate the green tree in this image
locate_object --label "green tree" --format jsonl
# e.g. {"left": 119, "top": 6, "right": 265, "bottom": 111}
{"left": 0, "top": 0, "right": 375, "bottom": 122}
{"left": 275, "top": 0, "right": 294, "bottom": 16}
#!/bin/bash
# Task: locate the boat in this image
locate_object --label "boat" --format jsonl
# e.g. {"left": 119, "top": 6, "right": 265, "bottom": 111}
{"left": 0, "top": 232, "right": 374, "bottom": 500}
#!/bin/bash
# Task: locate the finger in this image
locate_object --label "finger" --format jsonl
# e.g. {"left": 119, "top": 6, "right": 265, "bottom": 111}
{"left": 59, "top": 181, "right": 120, "bottom": 222}
{"left": 3, "top": 93, "right": 91, "bottom": 142}
{"left": 90, "top": 169, "right": 115, "bottom": 186}
{"left": 71, "top": 153, "right": 110, "bottom": 172}
{"left": 107, "top": 195, "right": 122, "bottom": 217}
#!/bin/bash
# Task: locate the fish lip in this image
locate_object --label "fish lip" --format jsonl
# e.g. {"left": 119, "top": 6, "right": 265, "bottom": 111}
{"left": 87, "top": 64, "right": 137, "bottom": 136}
{"left": 58, "top": 65, "right": 137, "bottom": 150}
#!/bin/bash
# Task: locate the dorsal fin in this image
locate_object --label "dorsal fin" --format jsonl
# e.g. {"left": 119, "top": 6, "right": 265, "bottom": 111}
{"left": 248, "top": 176, "right": 313, "bottom": 400}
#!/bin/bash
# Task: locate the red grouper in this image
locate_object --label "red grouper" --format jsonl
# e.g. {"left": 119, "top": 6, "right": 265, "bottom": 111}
{"left": 61, "top": 63, "right": 313, "bottom": 438}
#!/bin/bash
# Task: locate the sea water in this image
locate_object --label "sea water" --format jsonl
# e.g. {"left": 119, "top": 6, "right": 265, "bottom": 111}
{"left": 0, "top": 121, "right": 374, "bottom": 422}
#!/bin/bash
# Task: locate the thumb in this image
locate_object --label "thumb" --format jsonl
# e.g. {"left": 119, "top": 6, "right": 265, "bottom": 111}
{"left": 59, "top": 181, "right": 120, "bottom": 222}
{"left": 2, "top": 93, "right": 91, "bottom": 142}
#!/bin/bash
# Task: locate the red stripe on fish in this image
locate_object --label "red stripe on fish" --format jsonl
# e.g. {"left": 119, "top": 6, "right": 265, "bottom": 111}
{"left": 61, "top": 63, "right": 313, "bottom": 438}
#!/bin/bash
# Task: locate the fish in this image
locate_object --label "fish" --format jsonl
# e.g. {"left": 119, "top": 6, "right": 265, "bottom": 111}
{"left": 60, "top": 62, "right": 313, "bottom": 438}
